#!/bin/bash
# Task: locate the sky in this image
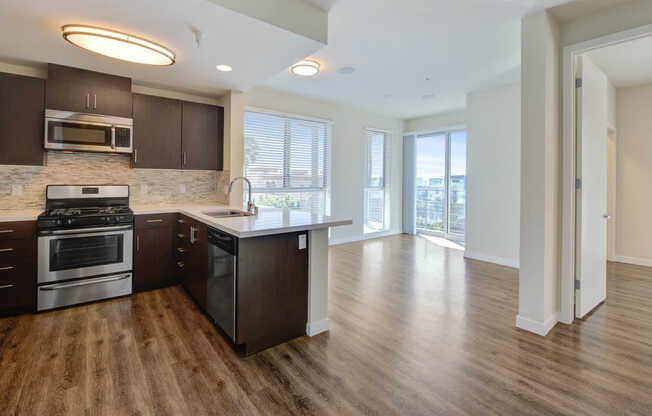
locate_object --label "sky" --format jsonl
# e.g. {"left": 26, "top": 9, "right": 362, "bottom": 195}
{"left": 416, "top": 131, "right": 466, "bottom": 180}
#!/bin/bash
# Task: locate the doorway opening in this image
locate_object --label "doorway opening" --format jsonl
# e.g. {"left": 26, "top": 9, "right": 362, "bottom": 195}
{"left": 562, "top": 24, "right": 652, "bottom": 324}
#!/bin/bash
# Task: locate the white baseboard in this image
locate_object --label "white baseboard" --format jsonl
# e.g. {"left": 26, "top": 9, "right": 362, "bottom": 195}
{"left": 515, "top": 313, "right": 558, "bottom": 336}
{"left": 464, "top": 250, "right": 519, "bottom": 269}
{"left": 612, "top": 255, "right": 652, "bottom": 268}
{"left": 329, "top": 230, "right": 401, "bottom": 246}
{"left": 306, "top": 319, "right": 329, "bottom": 336}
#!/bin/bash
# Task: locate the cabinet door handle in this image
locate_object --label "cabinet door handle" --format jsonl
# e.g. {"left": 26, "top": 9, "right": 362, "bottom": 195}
{"left": 177, "top": 233, "right": 185, "bottom": 238}
{"left": 146, "top": 219, "right": 163, "bottom": 223}
{"left": 93, "top": 94, "right": 97, "bottom": 110}
{"left": 86, "top": 93, "right": 90, "bottom": 109}
{"left": 177, "top": 219, "right": 186, "bottom": 224}
{"left": 176, "top": 261, "right": 185, "bottom": 268}
{"left": 190, "top": 226, "right": 197, "bottom": 244}
{"left": 183, "top": 152, "right": 187, "bottom": 166}
{"left": 177, "top": 247, "right": 187, "bottom": 253}
{"left": 136, "top": 235, "right": 140, "bottom": 252}
{"left": 0, "top": 248, "right": 13, "bottom": 252}
{"left": 0, "top": 284, "right": 14, "bottom": 290}
{"left": 0, "top": 266, "right": 15, "bottom": 271}
{"left": 0, "top": 229, "right": 14, "bottom": 234}
{"left": 134, "top": 149, "right": 138, "bottom": 164}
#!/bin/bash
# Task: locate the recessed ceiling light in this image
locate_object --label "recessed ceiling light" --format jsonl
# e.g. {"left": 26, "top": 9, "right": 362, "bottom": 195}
{"left": 291, "top": 59, "right": 320, "bottom": 77}
{"left": 216, "top": 64, "right": 232, "bottom": 72}
{"left": 337, "top": 66, "right": 355, "bottom": 75}
{"left": 422, "top": 94, "right": 436, "bottom": 100}
{"left": 61, "top": 25, "right": 175, "bottom": 65}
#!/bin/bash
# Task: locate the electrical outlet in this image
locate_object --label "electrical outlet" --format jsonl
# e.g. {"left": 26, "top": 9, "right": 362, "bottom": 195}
{"left": 11, "top": 184, "right": 23, "bottom": 196}
{"left": 140, "top": 183, "right": 148, "bottom": 195}
{"left": 298, "top": 234, "right": 307, "bottom": 250}
{"left": 179, "top": 184, "right": 187, "bottom": 194}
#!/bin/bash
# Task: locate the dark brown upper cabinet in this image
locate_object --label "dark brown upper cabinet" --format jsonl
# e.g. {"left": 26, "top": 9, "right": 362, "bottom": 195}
{"left": 132, "top": 93, "right": 182, "bottom": 169}
{"left": 0, "top": 72, "right": 44, "bottom": 166}
{"left": 46, "top": 64, "right": 132, "bottom": 118}
{"left": 182, "top": 101, "right": 224, "bottom": 170}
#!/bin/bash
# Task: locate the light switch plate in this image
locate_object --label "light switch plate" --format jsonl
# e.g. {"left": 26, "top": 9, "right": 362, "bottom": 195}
{"left": 298, "top": 234, "right": 307, "bottom": 250}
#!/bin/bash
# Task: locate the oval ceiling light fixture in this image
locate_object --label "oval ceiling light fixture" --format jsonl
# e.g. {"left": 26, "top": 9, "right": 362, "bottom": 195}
{"left": 62, "top": 25, "right": 175, "bottom": 65}
{"left": 422, "top": 94, "right": 436, "bottom": 100}
{"left": 216, "top": 64, "right": 232, "bottom": 72}
{"left": 291, "top": 59, "right": 320, "bottom": 77}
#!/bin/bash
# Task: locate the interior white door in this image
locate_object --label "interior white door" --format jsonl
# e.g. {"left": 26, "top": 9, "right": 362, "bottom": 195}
{"left": 575, "top": 55, "right": 608, "bottom": 318}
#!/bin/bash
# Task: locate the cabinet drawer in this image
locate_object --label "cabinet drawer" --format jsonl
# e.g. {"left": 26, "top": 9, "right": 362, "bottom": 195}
{"left": 0, "top": 221, "right": 36, "bottom": 241}
{"left": 135, "top": 213, "right": 176, "bottom": 229}
{"left": 0, "top": 261, "right": 35, "bottom": 313}
{"left": 0, "top": 261, "right": 34, "bottom": 281}
{"left": 0, "top": 239, "right": 35, "bottom": 266}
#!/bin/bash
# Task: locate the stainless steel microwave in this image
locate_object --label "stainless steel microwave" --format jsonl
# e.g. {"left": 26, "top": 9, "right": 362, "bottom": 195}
{"left": 44, "top": 109, "right": 133, "bottom": 154}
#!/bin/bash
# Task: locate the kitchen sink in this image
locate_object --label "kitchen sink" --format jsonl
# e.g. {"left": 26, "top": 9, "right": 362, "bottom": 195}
{"left": 201, "top": 209, "right": 255, "bottom": 218}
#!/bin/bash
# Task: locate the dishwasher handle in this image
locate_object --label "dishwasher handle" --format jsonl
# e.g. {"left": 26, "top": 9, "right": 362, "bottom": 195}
{"left": 207, "top": 228, "right": 237, "bottom": 255}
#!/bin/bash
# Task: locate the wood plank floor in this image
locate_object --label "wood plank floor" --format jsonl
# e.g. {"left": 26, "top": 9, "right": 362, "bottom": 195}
{"left": 2, "top": 234, "right": 652, "bottom": 415}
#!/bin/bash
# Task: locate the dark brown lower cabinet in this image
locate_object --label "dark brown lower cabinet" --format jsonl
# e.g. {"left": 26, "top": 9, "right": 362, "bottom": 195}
{"left": 176, "top": 215, "right": 207, "bottom": 310}
{"left": 0, "top": 221, "right": 37, "bottom": 315}
{"left": 236, "top": 231, "right": 309, "bottom": 355}
{"left": 133, "top": 214, "right": 177, "bottom": 292}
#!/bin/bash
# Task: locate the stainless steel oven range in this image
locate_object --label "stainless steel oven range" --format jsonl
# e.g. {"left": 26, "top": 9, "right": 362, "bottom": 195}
{"left": 36, "top": 185, "right": 133, "bottom": 311}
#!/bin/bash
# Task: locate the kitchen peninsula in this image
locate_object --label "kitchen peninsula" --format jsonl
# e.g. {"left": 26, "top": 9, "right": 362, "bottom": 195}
{"left": 131, "top": 203, "right": 351, "bottom": 354}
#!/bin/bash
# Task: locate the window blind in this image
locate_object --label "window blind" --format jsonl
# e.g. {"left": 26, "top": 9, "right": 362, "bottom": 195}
{"left": 364, "top": 129, "right": 387, "bottom": 233}
{"left": 244, "top": 110, "right": 331, "bottom": 215}
{"left": 244, "top": 111, "right": 330, "bottom": 192}
{"left": 365, "top": 130, "right": 385, "bottom": 188}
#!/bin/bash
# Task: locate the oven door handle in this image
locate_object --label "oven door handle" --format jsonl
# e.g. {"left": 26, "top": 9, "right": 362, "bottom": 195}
{"left": 47, "top": 225, "right": 132, "bottom": 235}
{"left": 39, "top": 274, "right": 131, "bottom": 291}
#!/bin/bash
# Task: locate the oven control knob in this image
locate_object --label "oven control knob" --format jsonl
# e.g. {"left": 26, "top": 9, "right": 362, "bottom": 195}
{"left": 66, "top": 218, "right": 73, "bottom": 225}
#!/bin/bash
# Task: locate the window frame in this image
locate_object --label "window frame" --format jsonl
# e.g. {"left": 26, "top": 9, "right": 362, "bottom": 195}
{"left": 412, "top": 126, "right": 466, "bottom": 240}
{"left": 243, "top": 107, "right": 332, "bottom": 215}
{"left": 363, "top": 128, "right": 390, "bottom": 234}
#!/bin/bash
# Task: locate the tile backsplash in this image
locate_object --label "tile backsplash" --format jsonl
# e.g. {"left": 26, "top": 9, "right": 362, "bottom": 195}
{"left": 0, "top": 151, "right": 230, "bottom": 210}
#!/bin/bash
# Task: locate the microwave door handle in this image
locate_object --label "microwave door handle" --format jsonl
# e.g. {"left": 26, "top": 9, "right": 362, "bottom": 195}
{"left": 111, "top": 127, "right": 116, "bottom": 149}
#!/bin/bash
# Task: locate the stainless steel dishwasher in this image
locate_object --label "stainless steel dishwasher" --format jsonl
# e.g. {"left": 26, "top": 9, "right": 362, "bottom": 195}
{"left": 206, "top": 227, "right": 237, "bottom": 341}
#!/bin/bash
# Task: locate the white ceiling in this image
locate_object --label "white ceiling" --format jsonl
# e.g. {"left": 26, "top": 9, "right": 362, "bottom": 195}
{"left": 0, "top": 0, "right": 324, "bottom": 98}
{"left": 263, "top": 0, "right": 579, "bottom": 119}
{"left": 585, "top": 35, "right": 652, "bottom": 87}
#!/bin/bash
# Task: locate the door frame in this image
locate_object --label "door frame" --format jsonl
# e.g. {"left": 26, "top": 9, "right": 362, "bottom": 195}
{"left": 560, "top": 23, "right": 652, "bottom": 325}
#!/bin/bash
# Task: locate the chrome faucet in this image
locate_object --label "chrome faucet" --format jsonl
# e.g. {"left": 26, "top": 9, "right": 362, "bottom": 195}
{"left": 229, "top": 176, "right": 258, "bottom": 215}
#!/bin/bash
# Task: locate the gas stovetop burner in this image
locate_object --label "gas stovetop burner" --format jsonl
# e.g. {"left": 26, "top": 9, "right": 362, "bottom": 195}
{"left": 44, "top": 206, "right": 132, "bottom": 218}
{"left": 37, "top": 185, "right": 133, "bottom": 232}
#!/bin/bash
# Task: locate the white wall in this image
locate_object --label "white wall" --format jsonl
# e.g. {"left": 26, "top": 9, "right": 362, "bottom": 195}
{"left": 518, "top": 10, "right": 561, "bottom": 335}
{"left": 464, "top": 84, "right": 521, "bottom": 268}
{"left": 613, "top": 83, "right": 652, "bottom": 266}
{"left": 404, "top": 109, "right": 466, "bottom": 133}
{"left": 242, "top": 87, "right": 404, "bottom": 243}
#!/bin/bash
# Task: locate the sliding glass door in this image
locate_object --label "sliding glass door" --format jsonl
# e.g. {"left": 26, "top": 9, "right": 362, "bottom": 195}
{"left": 414, "top": 130, "right": 466, "bottom": 239}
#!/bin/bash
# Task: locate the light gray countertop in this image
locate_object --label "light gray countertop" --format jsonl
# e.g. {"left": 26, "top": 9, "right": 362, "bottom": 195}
{"left": 131, "top": 203, "right": 352, "bottom": 238}
{"left": 0, "top": 209, "right": 43, "bottom": 222}
{"left": 0, "top": 203, "right": 352, "bottom": 238}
